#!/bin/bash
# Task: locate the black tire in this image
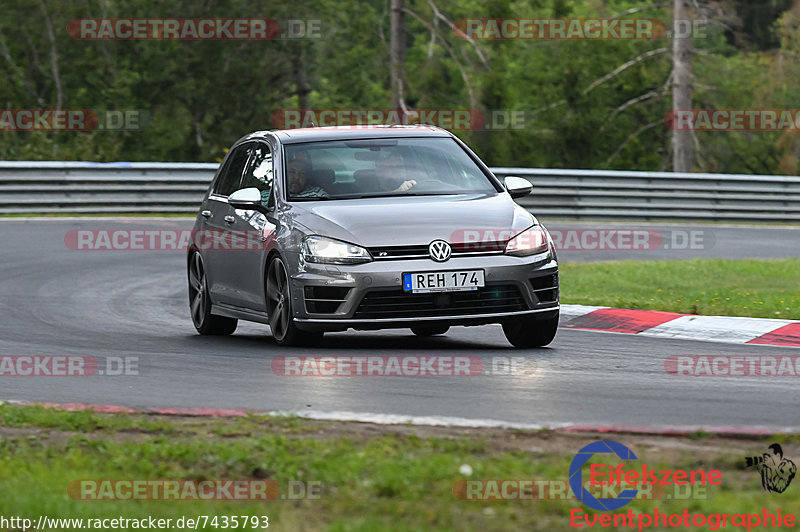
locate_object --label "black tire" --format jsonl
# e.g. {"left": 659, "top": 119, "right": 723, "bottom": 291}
{"left": 502, "top": 312, "right": 559, "bottom": 348}
{"left": 410, "top": 324, "right": 450, "bottom": 336}
{"left": 266, "top": 256, "right": 323, "bottom": 346}
{"left": 188, "top": 252, "right": 238, "bottom": 335}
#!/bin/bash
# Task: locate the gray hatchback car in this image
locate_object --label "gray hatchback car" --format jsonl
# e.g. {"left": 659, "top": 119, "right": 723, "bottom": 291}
{"left": 188, "top": 126, "right": 559, "bottom": 347}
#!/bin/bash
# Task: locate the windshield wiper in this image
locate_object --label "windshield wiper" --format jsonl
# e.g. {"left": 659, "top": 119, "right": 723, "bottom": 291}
{"left": 403, "top": 192, "right": 456, "bottom": 196}
{"left": 289, "top": 196, "right": 336, "bottom": 201}
{"left": 343, "top": 192, "right": 451, "bottom": 199}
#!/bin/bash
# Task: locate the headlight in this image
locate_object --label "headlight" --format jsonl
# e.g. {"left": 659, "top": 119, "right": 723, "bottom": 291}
{"left": 504, "top": 226, "right": 549, "bottom": 256}
{"left": 301, "top": 236, "right": 372, "bottom": 264}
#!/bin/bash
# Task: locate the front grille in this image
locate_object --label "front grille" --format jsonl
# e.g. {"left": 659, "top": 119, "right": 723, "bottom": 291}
{"left": 369, "top": 245, "right": 429, "bottom": 260}
{"left": 353, "top": 284, "right": 527, "bottom": 319}
{"left": 369, "top": 241, "right": 506, "bottom": 260}
{"left": 304, "top": 286, "right": 351, "bottom": 314}
{"left": 530, "top": 272, "right": 558, "bottom": 304}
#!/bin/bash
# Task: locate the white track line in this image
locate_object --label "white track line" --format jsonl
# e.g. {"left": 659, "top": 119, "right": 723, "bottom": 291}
{"left": 640, "top": 315, "right": 794, "bottom": 343}
{"left": 267, "top": 409, "right": 570, "bottom": 430}
{"left": 559, "top": 304, "right": 608, "bottom": 321}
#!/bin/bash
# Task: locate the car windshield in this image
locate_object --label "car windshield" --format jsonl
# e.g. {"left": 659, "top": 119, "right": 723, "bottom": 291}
{"left": 283, "top": 137, "right": 498, "bottom": 201}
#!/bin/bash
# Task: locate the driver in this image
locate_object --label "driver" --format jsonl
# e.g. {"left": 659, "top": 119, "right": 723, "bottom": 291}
{"left": 375, "top": 152, "right": 417, "bottom": 193}
{"left": 287, "top": 160, "right": 329, "bottom": 198}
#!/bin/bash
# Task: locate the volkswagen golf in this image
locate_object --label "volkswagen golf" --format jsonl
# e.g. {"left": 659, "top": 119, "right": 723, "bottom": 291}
{"left": 187, "top": 125, "right": 559, "bottom": 347}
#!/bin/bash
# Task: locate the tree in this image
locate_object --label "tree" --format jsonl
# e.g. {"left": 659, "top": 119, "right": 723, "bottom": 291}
{"left": 390, "top": 0, "right": 407, "bottom": 110}
{"left": 672, "top": 0, "right": 693, "bottom": 172}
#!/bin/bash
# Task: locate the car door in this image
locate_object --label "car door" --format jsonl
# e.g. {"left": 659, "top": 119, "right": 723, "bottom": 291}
{"left": 225, "top": 140, "right": 277, "bottom": 311}
{"left": 202, "top": 142, "right": 253, "bottom": 306}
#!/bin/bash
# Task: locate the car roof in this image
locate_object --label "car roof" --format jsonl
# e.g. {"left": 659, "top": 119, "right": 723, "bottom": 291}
{"left": 241, "top": 125, "right": 454, "bottom": 145}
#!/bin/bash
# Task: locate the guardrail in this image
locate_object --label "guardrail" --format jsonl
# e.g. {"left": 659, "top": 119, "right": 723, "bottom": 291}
{"left": 1, "top": 161, "right": 799, "bottom": 222}
{"left": 500, "top": 168, "right": 800, "bottom": 222}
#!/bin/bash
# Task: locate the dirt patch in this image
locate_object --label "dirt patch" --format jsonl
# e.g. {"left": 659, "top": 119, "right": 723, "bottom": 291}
{"left": 0, "top": 412, "right": 777, "bottom": 460}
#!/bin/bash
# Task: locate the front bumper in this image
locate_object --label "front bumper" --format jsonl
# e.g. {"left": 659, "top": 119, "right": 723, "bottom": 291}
{"left": 288, "top": 251, "right": 559, "bottom": 331}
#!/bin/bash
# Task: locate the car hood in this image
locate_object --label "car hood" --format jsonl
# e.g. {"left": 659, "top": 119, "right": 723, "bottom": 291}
{"left": 287, "top": 193, "right": 537, "bottom": 247}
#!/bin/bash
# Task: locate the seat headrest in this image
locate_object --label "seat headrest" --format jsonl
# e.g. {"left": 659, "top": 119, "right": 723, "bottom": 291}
{"left": 308, "top": 169, "right": 334, "bottom": 187}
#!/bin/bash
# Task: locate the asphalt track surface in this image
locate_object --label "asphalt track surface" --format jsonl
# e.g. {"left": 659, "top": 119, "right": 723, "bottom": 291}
{"left": 1, "top": 219, "right": 799, "bottom": 430}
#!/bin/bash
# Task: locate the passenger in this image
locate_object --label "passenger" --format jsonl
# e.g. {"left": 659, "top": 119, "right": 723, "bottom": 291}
{"left": 287, "top": 160, "right": 329, "bottom": 198}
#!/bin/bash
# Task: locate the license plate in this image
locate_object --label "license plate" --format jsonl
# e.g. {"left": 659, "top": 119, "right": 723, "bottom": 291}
{"left": 403, "top": 270, "right": 485, "bottom": 293}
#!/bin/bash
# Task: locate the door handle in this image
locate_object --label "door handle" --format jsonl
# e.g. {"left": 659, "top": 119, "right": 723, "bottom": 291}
{"left": 224, "top": 215, "right": 235, "bottom": 224}
{"left": 200, "top": 210, "right": 212, "bottom": 218}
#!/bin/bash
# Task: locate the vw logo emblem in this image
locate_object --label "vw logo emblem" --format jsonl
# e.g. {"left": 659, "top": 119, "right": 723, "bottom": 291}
{"left": 428, "top": 240, "right": 452, "bottom": 262}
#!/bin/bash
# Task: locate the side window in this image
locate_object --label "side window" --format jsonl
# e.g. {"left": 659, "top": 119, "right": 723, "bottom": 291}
{"left": 214, "top": 144, "right": 251, "bottom": 197}
{"left": 241, "top": 143, "right": 273, "bottom": 191}
{"left": 241, "top": 142, "right": 274, "bottom": 206}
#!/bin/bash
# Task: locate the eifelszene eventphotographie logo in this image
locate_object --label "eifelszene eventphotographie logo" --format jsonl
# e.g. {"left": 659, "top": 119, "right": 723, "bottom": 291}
{"left": 569, "top": 440, "right": 722, "bottom": 511}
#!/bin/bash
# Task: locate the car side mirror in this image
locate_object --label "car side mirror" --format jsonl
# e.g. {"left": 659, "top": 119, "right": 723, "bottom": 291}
{"left": 228, "top": 187, "right": 270, "bottom": 214}
{"left": 503, "top": 176, "right": 533, "bottom": 199}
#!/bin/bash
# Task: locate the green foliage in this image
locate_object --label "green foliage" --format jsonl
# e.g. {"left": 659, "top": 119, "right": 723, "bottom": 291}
{"left": 0, "top": 0, "right": 797, "bottom": 174}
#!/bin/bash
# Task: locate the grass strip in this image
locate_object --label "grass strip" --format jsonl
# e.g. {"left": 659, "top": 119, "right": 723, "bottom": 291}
{"left": 0, "top": 404, "right": 797, "bottom": 531}
{"left": 561, "top": 258, "right": 800, "bottom": 319}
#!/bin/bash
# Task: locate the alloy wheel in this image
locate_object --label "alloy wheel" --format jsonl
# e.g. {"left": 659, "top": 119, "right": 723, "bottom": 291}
{"left": 267, "top": 257, "right": 292, "bottom": 341}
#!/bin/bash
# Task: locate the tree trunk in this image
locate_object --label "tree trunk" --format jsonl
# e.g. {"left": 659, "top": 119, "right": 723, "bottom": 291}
{"left": 39, "top": 0, "right": 63, "bottom": 110}
{"left": 390, "top": 0, "right": 406, "bottom": 111}
{"left": 292, "top": 45, "right": 311, "bottom": 110}
{"left": 672, "top": 0, "right": 693, "bottom": 172}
